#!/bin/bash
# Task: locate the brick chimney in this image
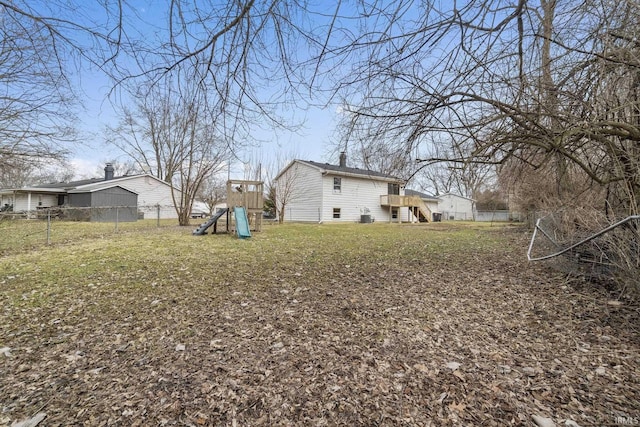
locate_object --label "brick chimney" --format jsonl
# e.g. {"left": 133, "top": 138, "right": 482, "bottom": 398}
{"left": 339, "top": 152, "right": 347, "bottom": 167}
{"left": 104, "top": 163, "right": 115, "bottom": 180}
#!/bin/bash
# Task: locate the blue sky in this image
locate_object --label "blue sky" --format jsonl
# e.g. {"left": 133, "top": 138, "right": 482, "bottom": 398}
{"left": 64, "top": 1, "right": 344, "bottom": 180}
{"left": 71, "top": 80, "right": 339, "bottom": 180}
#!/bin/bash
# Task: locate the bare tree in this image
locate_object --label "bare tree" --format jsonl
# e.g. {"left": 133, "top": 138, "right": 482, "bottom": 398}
{"left": 94, "top": 159, "right": 141, "bottom": 178}
{"left": 106, "top": 79, "right": 230, "bottom": 225}
{"left": 263, "top": 152, "right": 303, "bottom": 224}
{"left": 197, "top": 176, "right": 227, "bottom": 216}
{"left": 273, "top": 163, "right": 303, "bottom": 224}
{"left": 0, "top": 158, "right": 75, "bottom": 188}
{"left": 0, "top": 158, "right": 40, "bottom": 188}
{"left": 0, "top": 3, "right": 80, "bottom": 172}
{"left": 324, "top": 0, "right": 640, "bottom": 216}
{"left": 313, "top": 0, "right": 639, "bottom": 289}
{"left": 413, "top": 160, "right": 495, "bottom": 199}
{"left": 0, "top": 1, "right": 336, "bottom": 181}
{"left": 6, "top": 1, "right": 637, "bottom": 217}
{"left": 111, "top": 1, "right": 333, "bottom": 149}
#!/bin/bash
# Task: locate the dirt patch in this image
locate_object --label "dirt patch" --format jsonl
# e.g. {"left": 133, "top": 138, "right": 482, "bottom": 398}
{"left": 1, "top": 225, "right": 638, "bottom": 426}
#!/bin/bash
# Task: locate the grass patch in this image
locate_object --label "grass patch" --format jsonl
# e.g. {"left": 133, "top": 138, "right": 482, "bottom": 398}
{"left": 0, "top": 222, "right": 514, "bottom": 313}
{"left": 1, "top": 221, "right": 636, "bottom": 426}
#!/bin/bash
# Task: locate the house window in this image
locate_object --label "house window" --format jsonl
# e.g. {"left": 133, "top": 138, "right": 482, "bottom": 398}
{"left": 388, "top": 183, "right": 400, "bottom": 195}
{"left": 333, "top": 208, "right": 341, "bottom": 219}
{"left": 391, "top": 208, "right": 399, "bottom": 219}
{"left": 333, "top": 177, "right": 342, "bottom": 192}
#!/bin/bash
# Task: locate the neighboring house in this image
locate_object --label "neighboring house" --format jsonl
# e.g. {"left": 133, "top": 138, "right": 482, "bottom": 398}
{"left": 438, "top": 193, "right": 476, "bottom": 220}
{"left": 67, "top": 185, "right": 139, "bottom": 222}
{"left": 0, "top": 164, "right": 180, "bottom": 221}
{"left": 402, "top": 189, "right": 478, "bottom": 221}
{"left": 191, "top": 200, "right": 228, "bottom": 218}
{"left": 274, "top": 153, "right": 432, "bottom": 223}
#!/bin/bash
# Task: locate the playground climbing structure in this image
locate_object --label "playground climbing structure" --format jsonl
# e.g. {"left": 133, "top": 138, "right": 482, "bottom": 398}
{"left": 192, "top": 179, "right": 264, "bottom": 238}
{"left": 226, "top": 179, "right": 263, "bottom": 235}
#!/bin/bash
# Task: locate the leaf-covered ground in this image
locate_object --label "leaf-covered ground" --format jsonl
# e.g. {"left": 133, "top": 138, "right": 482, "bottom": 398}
{"left": 1, "top": 223, "right": 638, "bottom": 426}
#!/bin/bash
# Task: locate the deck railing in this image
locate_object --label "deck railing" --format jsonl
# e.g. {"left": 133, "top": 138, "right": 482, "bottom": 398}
{"left": 380, "top": 194, "right": 425, "bottom": 207}
{"left": 380, "top": 194, "right": 433, "bottom": 222}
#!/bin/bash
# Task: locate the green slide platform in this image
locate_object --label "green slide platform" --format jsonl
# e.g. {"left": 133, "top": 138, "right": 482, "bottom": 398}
{"left": 234, "top": 207, "right": 251, "bottom": 239}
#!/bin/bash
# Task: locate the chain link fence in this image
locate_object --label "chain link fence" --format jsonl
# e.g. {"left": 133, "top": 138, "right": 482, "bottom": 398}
{"left": 475, "top": 210, "right": 524, "bottom": 222}
{"left": 0, "top": 204, "right": 189, "bottom": 254}
{"left": 528, "top": 210, "right": 640, "bottom": 292}
{"left": 2, "top": 204, "right": 178, "bottom": 221}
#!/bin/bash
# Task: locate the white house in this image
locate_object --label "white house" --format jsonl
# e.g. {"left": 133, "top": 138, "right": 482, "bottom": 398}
{"left": 274, "top": 153, "right": 432, "bottom": 223}
{"left": 438, "top": 193, "right": 476, "bottom": 220}
{"left": 0, "top": 164, "right": 180, "bottom": 219}
{"left": 191, "top": 200, "right": 228, "bottom": 218}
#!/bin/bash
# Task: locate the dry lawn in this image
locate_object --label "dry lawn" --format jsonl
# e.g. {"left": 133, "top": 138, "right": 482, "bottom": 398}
{"left": 0, "top": 222, "right": 638, "bottom": 426}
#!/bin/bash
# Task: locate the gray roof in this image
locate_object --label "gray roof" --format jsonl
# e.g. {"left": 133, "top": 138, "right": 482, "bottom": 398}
{"left": 300, "top": 160, "right": 404, "bottom": 181}
{"left": 36, "top": 175, "right": 140, "bottom": 189}
{"left": 404, "top": 188, "right": 439, "bottom": 201}
{"left": 36, "top": 177, "right": 106, "bottom": 189}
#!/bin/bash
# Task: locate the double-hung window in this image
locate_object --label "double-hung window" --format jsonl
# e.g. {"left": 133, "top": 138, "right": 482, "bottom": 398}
{"left": 333, "top": 177, "right": 342, "bottom": 193}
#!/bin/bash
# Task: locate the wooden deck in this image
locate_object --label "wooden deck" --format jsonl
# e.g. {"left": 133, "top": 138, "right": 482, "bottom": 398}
{"left": 380, "top": 194, "right": 432, "bottom": 222}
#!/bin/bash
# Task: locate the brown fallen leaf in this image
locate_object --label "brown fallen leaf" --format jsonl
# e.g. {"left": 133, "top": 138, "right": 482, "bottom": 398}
{"left": 448, "top": 402, "right": 466, "bottom": 412}
{"left": 10, "top": 412, "right": 47, "bottom": 427}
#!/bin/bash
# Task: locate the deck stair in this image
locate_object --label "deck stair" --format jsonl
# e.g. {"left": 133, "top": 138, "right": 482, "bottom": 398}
{"left": 380, "top": 195, "right": 432, "bottom": 222}
{"left": 406, "top": 195, "right": 432, "bottom": 222}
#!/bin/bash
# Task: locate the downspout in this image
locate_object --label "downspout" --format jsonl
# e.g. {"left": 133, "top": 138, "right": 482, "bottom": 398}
{"left": 319, "top": 173, "right": 324, "bottom": 223}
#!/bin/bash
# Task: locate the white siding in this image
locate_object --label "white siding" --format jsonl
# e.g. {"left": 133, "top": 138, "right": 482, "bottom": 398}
{"left": 277, "top": 162, "right": 323, "bottom": 222}
{"left": 438, "top": 194, "right": 475, "bottom": 220}
{"left": 37, "top": 194, "right": 58, "bottom": 209}
{"left": 9, "top": 193, "right": 58, "bottom": 211}
{"left": 400, "top": 206, "right": 415, "bottom": 222}
{"left": 0, "top": 193, "right": 13, "bottom": 209}
{"left": 120, "top": 176, "right": 178, "bottom": 219}
{"left": 12, "top": 194, "right": 29, "bottom": 211}
{"left": 425, "top": 200, "right": 439, "bottom": 214}
{"left": 321, "top": 174, "right": 392, "bottom": 222}
{"left": 79, "top": 175, "right": 179, "bottom": 219}
{"left": 274, "top": 160, "right": 409, "bottom": 223}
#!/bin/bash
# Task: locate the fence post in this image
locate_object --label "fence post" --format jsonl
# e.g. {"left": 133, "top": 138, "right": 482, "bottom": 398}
{"left": 47, "top": 210, "right": 51, "bottom": 245}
